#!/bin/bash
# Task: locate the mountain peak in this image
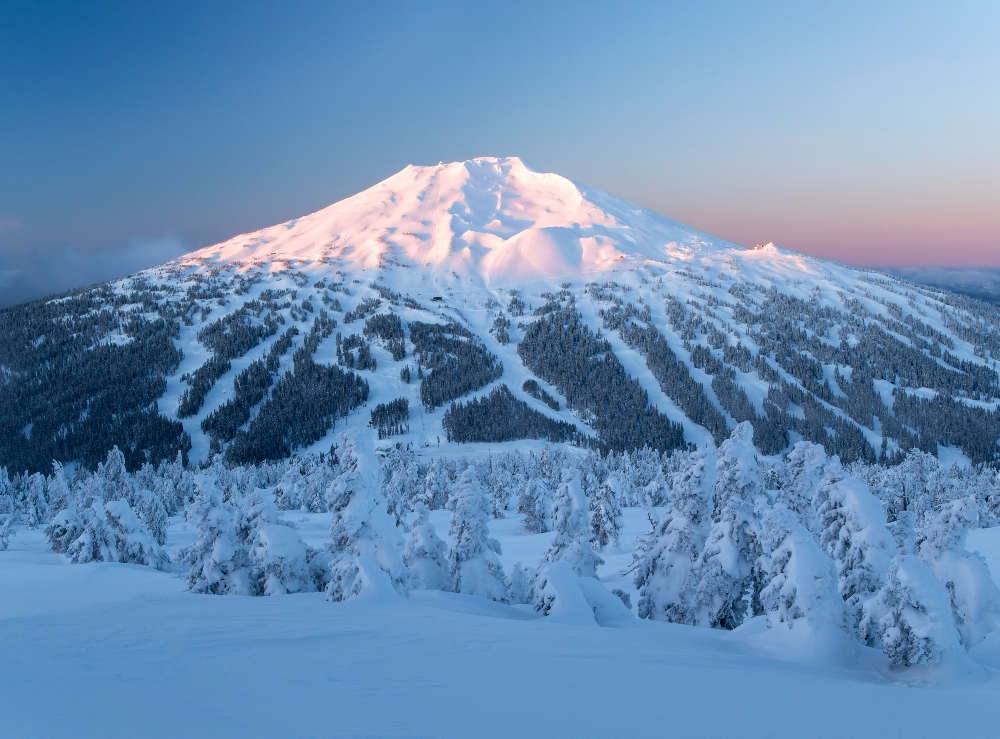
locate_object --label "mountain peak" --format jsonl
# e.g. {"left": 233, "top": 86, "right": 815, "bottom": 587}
{"left": 189, "top": 157, "right": 739, "bottom": 286}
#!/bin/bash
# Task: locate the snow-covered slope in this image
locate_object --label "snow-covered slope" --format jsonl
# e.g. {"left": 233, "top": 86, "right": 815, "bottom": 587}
{"left": 2, "top": 516, "right": 999, "bottom": 739}
{"left": 194, "top": 156, "right": 733, "bottom": 286}
{"left": 3, "top": 156, "right": 1000, "bottom": 472}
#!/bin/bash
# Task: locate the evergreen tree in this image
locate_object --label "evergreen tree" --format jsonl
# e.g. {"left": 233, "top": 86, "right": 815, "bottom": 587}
{"left": 813, "top": 461, "right": 896, "bottom": 634}
{"left": 447, "top": 466, "right": 509, "bottom": 602}
{"left": 918, "top": 497, "right": 1000, "bottom": 649}
{"left": 690, "top": 422, "right": 762, "bottom": 629}
{"left": 635, "top": 450, "right": 712, "bottom": 623}
{"left": 403, "top": 502, "right": 452, "bottom": 591}
{"left": 325, "top": 429, "right": 411, "bottom": 601}
{"left": 0, "top": 512, "right": 15, "bottom": 551}
{"left": 64, "top": 497, "right": 167, "bottom": 568}
{"left": 178, "top": 472, "right": 251, "bottom": 594}
{"left": 591, "top": 474, "right": 623, "bottom": 550}
{"left": 21, "top": 472, "right": 48, "bottom": 529}
{"left": 862, "top": 555, "right": 964, "bottom": 668}
{"left": 756, "top": 505, "right": 848, "bottom": 633}
{"left": 540, "top": 468, "right": 604, "bottom": 578}
{"left": 518, "top": 477, "right": 552, "bottom": 534}
{"left": 777, "top": 441, "right": 827, "bottom": 532}
{"left": 417, "top": 461, "right": 449, "bottom": 511}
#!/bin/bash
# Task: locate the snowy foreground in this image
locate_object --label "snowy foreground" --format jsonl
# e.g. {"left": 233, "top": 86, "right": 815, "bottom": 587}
{"left": 3, "top": 512, "right": 1000, "bottom": 738}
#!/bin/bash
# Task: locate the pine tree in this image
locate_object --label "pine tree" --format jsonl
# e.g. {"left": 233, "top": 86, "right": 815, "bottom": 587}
{"left": 325, "top": 428, "right": 411, "bottom": 601}
{"left": 591, "top": 474, "right": 623, "bottom": 550}
{"left": 0, "top": 512, "right": 15, "bottom": 551}
{"left": 918, "top": 497, "right": 1000, "bottom": 649}
{"left": 690, "top": 422, "right": 762, "bottom": 629}
{"left": 64, "top": 498, "right": 167, "bottom": 568}
{"left": 508, "top": 561, "right": 535, "bottom": 604}
{"left": 403, "top": 502, "right": 452, "bottom": 591}
{"left": 417, "top": 461, "right": 448, "bottom": 511}
{"left": 447, "top": 466, "right": 509, "bottom": 602}
{"left": 21, "top": 472, "right": 48, "bottom": 529}
{"left": 777, "top": 440, "right": 827, "bottom": 532}
{"left": 178, "top": 472, "right": 251, "bottom": 594}
{"left": 756, "top": 505, "right": 848, "bottom": 633}
{"left": 0, "top": 467, "right": 13, "bottom": 516}
{"left": 274, "top": 462, "right": 306, "bottom": 511}
{"left": 382, "top": 446, "right": 418, "bottom": 527}
{"left": 635, "top": 450, "right": 711, "bottom": 623}
{"left": 882, "top": 449, "right": 943, "bottom": 524}
{"left": 862, "top": 555, "right": 963, "bottom": 668}
{"left": 248, "top": 521, "right": 322, "bottom": 595}
{"left": 46, "top": 461, "right": 72, "bottom": 517}
{"left": 813, "top": 461, "right": 896, "bottom": 634}
{"left": 518, "top": 477, "right": 551, "bottom": 534}
{"left": 540, "top": 468, "right": 604, "bottom": 578}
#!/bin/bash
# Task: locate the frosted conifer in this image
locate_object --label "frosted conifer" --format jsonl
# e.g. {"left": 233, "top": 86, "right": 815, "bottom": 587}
{"left": 540, "top": 468, "right": 603, "bottom": 578}
{"left": 447, "top": 465, "right": 509, "bottom": 602}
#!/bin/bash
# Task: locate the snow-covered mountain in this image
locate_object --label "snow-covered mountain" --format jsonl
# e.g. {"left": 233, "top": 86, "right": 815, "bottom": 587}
{"left": 3, "top": 156, "right": 999, "bottom": 473}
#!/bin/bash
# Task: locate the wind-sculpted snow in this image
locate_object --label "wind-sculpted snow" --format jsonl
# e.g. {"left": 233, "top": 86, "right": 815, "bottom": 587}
{"left": 3, "top": 156, "right": 1000, "bottom": 473}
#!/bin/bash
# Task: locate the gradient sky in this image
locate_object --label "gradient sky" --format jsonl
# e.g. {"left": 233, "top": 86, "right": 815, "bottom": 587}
{"left": 2, "top": 1, "right": 999, "bottom": 307}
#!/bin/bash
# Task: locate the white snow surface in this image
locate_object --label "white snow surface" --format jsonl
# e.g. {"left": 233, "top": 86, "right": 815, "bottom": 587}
{"left": 3, "top": 515, "right": 1000, "bottom": 738}
{"left": 194, "top": 156, "right": 737, "bottom": 287}
{"left": 104, "top": 154, "right": 999, "bottom": 465}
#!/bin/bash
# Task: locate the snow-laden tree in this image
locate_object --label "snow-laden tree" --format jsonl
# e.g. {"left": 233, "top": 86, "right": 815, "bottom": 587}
{"left": 274, "top": 462, "right": 306, "bottom": 511}
{"left": 540, "top": 468, "right": 603, "bottom": 578}
{"left": 862, "top": 555, "right": 964, "bottom": 668}
{"left": 777, "top": 441, "right": 827, "bottom": 531}
{"left": 887, "top": 510, "right": 918, "bottom": 556}
{"left": 417, "top": 460, "right": 449, "bottom": 511}
{"left": 45, "top": 461, "right": 72, "bottom": 517}
{"left": 591, "top": 474, "right": 623, "bottom": 550}
{"left": 518, "top": 477, "right": 552, "bottom": 534}
{"left": 63, "top": 498, "right": 168, "bottom": 569}
{"left": 178, "top": 472, "right": 251, "bottom": 594}
{"left": 45, "top": 505, "right": 84, "bottom": 554}
{"left": 21, "top": 472, "right": 48, "bottom": 529}
{"left": 447, "top": 465, "right": 509, "bottom": 602}
{"left": 881, "top": 449, "right": 944, "bottom": 524}
{"left": 756, "top": 505, "right": 848, "bottom": 633}
{"left": 326, "top": 428, "right": 411, "bottom": 601}
{"left": 383, "top": 446, "right": 419, "bottom": 527}
{"left": 634, "top": 449, "right": 712, "bottom": 623}
{"left": 126, "top": 483, "right": 169, "bottom": 547}
{"left": 248, "top": 522, "right": 323, "bottom": 595}
{"left": 508, "top": 561, "right": 535, "bottom": 605}
{"left": 813, "top": 461, "right": 897, "bottom": 633}
{"left": 152, "top": 451, "right": 194, "bottom": 515}
{"left": 918, "top": 497, "right": 1000, "bottom": 649}
{"left": 0, "top": 467, "right": 13, "bottom": 516}
{"left": 97, "top": 446, "right": 131, "bottom": 498}
{"left": 403, "top": 501, "right": 452, "bottom": 591}
{"left": 690, "top": 422, "right": 762, "bottom": 629}
{"left": 483, "top": 455, "right": 516, "bottom": 519}
{"left": 0, "top": 512, "right": 15, "bottom": 550}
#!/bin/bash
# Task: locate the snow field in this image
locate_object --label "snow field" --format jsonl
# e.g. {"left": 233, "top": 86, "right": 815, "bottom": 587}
{"left": 2, "top": 512, "right": 1000, "bottom": 738}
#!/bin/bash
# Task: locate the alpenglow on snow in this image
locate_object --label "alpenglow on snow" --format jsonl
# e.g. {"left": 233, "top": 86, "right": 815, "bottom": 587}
{"left": 2, "top": 156, "right": 1000, "bottom": 473}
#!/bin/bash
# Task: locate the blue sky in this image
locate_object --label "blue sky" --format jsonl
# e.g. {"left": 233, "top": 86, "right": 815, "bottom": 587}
{"left": 2, "top": 1, "right": 998, "bottom": 306}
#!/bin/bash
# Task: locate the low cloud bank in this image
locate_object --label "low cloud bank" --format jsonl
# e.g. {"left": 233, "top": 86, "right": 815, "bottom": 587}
{"left": 889, "top": 267, "right": 1000, "bottom": 305}
{"left": 0, "top": 237, "right": 191, "bottom": 308}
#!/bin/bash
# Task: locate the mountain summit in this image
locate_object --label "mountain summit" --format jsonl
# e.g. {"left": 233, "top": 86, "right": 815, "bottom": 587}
{"left": 196, "top": 156, "right": 737, "bottom": 286}
{"left": 2, "top": 157, "right": 999, "bottom": 473}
